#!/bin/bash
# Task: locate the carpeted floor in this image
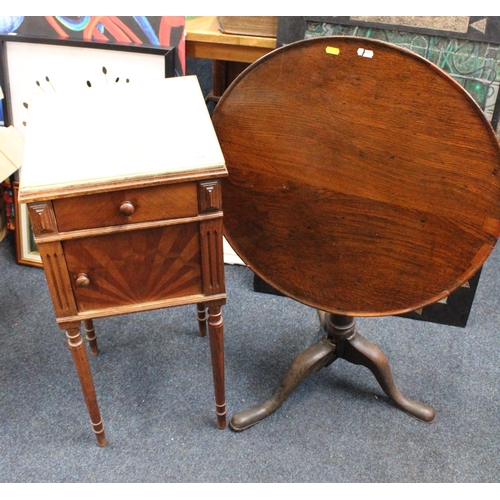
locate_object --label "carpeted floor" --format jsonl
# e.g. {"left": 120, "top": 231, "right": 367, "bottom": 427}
{"left": 1, "top": 224, "right": 499, "bottom": 483}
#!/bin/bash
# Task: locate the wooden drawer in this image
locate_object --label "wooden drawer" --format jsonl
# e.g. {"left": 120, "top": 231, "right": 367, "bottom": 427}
{"left": 53, "top": 182, "right": 199, "bottom": 232}
{"left": 62, "top": 223, "right": 203, "bottom": 313}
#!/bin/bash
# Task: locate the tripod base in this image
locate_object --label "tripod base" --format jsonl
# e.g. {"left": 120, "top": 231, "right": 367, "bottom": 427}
{"left": 230, "top": 313, "right": 435, "bottom": 431}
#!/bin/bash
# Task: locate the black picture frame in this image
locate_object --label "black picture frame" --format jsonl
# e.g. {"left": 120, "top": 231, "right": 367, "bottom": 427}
{"left": 0, "top": 34, "right": 175, "bottom": 130}
{"left": 0, "top": 35, "right": 175, "bottom": 267}
{"left": 277, "top": 16, "right": 500, "bottom": 46}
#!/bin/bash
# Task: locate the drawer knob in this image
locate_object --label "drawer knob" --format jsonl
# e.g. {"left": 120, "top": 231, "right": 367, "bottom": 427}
{"left": 75, "top": 273, "right": 90, "bottom": 288}
{"left": 119, "top": 201, "right": 135, "bottom": 216}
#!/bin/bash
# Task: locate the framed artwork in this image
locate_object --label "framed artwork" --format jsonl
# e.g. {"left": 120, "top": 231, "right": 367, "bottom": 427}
{"left": 255, "top": 16, "right": 500, "bottom": 327}
{"left": 0, "top": 16, "right": 186, "bottom": 125}
{"left": 277, "top": 16, "right": 500, "bottom": 45}
{"left": 0, "top": 35, "right": 176, "bottom": 267}
{"left": 0, "top": 35, "right": 175, "bottom": 135}
{"left": 13, "top": 181, "right": 41, "bottom": 267}
{"left": 0, "top": 16, "right": 186, "bottom": 76}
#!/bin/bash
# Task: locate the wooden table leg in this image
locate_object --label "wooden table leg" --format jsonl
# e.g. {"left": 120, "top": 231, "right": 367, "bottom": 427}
{"left": 208, "top": 305, "right": 226, "bottom": 429}
{"left": 323, "top": 314, "right": 435, "bottom": 422}
{"left": 65, "top": 325, "right": 107, "bottom": 446}
{"left": 340, "top": 324, "right": 436, "bottom": 423}
{"left": 230, "top": 336, "right": 337, "bottom": 431}
{"left": 229, "top": 312, "right": 435, "bottom": 431}
{"left": 197, "top": 303, "right": 208, "bottom": 337}
{"left": 83, "top": 319, "right": 99, "bottom": 356}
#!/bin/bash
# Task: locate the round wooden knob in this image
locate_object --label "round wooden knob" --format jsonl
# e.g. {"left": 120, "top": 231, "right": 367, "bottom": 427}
{"left": 75, "top": 273, "right": 90, "bottom": 288}
{"left": 119, "top": 201, "right": 135, "bottom": 216}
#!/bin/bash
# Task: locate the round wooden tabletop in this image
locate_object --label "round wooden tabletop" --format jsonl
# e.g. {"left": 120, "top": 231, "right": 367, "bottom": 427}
{"left": 213, "top": 36, "right": 500, "bottom": 317}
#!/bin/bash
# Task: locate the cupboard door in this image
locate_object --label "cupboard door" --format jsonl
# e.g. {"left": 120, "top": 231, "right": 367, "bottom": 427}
{"left": 63, "top": 223, "right": 202, "bottom": 312}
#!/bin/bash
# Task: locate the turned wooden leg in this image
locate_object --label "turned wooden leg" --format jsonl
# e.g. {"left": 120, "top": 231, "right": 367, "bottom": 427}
{"left": 66, "top": 326, "right": 107, "bottom": 446}
{"left": 197, "top": 303, "right": 208, "bottom": 337}
{"left": 207, "top": 306, "right": 226, "bottom": 429}
{"left": 83, "top": 319, "right": 99, "bottom": 356}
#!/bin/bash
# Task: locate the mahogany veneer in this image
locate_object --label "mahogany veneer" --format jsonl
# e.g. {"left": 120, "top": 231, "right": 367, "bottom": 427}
{"left": 19, "top": 76, "right": 228, "bottom": 445}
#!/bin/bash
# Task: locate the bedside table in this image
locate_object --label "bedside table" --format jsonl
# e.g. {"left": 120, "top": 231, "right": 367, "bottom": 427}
{"left": 18, "top": 76, "right": 228, "bottom": 446}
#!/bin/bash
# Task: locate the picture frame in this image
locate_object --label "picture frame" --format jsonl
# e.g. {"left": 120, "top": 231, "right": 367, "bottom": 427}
{"left": 13, "top": 180, "right": 42, "bottom": 267}
{"left": 277, "top": 16, "right": 500, "bottom": 45}
{"left": 0, "top": 35, "right": 175, "bottom": 135}
{"left": 0, "top": 35, "right": 176, "bottom": 267}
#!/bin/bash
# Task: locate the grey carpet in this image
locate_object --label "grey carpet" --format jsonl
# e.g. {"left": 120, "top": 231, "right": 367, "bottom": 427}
{"left": 1, "top": 57, "right": 499, "bottom": 484}
{"left": 1, "top": 227, "right": 499, "bottom": 482}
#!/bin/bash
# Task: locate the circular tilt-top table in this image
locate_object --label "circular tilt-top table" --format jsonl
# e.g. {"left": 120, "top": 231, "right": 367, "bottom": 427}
{"left": 212, "top": 36, "right": 500, "bottom": 430}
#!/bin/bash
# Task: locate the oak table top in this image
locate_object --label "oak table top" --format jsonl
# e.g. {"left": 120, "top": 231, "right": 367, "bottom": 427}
{"left": 213, "top": 36, "right": 500, "bottom": 318}
{"left": 185, "top": 16, "right": 276, "bottom": 63}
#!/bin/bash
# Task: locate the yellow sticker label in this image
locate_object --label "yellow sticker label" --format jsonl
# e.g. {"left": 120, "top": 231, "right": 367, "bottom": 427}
{"left": 326, "top": 46, "right": 340, "bottom": 55}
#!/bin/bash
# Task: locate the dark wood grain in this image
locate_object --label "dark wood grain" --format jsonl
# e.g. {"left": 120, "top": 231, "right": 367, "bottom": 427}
{"left": 26, "top": 174, "right": 227, "bottom": 445}
{"left": 53, "top": 182, "right": 198, "bottom": 232}
{"left": 63, "top": 223, "right": 203, "bottom": 313}
{"left": 213, "top": 36, "right": 500, "bottom": 317}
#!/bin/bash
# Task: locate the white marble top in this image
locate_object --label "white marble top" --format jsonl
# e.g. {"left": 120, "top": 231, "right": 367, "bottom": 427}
{"left": 20, "top": 76, "right": 225, "bottom": 194}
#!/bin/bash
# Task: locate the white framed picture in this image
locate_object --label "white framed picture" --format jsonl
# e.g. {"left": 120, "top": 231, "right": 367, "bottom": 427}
{"left": 0, "top": 35, "right": 175, "bottom": 266}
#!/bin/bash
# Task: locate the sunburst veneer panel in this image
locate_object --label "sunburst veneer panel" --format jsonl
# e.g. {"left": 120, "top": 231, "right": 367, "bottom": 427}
{"left": 62, "top": 223, "right": 203, "bottom": 312}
